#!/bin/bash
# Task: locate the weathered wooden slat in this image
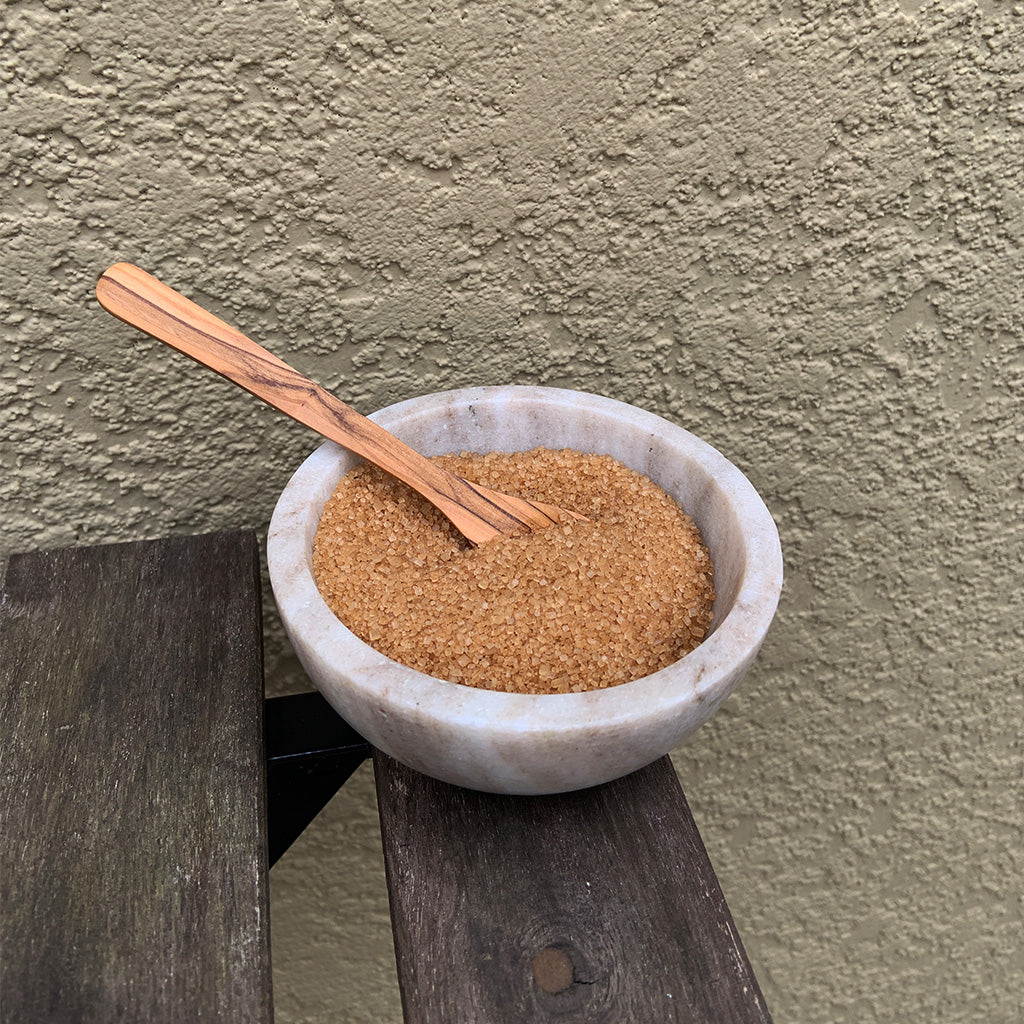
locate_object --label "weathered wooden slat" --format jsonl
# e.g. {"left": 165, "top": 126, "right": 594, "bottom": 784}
{"left": 0, "top": 532, "right": 272, "bottom": 1024}
{"left": 375, "top": 752, "right": 772, "bottom": 1024}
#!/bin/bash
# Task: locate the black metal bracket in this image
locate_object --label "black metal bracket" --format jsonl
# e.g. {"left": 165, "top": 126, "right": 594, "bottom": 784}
{"left": 264, "top": 691, "right": 372, "bottom": 866}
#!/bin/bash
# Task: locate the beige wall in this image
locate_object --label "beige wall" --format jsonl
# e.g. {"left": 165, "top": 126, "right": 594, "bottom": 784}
{"left": 3, "top": 1, "right": 1021, "bottom": 1020}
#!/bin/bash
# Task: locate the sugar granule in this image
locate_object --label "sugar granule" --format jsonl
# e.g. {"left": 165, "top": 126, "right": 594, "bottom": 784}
{"left": 312, "top": 448, "right": 714, "bottom": 695}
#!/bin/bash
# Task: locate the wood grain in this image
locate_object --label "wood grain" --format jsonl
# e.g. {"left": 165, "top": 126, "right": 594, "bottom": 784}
{"left": 375, "top": 752, "right": 772, "bottom": 1024}
{"left": 0, "top": 532, "right": 272, "bottom": 1024}
{"left": 96, "top": 262, "right": 582, "bottom": 545}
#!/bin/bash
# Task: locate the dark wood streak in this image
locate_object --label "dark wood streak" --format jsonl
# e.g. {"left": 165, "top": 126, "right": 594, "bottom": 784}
{"left": 463, "top": 476, "right": 561, "bottom": 526}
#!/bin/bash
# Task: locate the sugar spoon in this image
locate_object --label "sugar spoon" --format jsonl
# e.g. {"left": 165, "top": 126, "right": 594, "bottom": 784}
{"left": 96, "top": 263, "right": 584, "bottom": 545}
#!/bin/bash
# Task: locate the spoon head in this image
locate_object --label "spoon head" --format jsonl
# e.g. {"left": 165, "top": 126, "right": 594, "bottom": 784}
{"left": 454, "top": 479, "right": 588, "bottom": 545}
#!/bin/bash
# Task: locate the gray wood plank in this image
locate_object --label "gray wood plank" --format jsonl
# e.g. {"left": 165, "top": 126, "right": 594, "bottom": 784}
{"left": 375, "top": 752, "right": 771, "bottom": 1024}
{"left": 0, "top": 531, "right": 272, "bottom": 1024}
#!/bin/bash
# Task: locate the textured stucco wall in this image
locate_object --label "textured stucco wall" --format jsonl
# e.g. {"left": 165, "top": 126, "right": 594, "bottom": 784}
{"left": 3, "top": 1, "right": 1022, "bottom": 1021}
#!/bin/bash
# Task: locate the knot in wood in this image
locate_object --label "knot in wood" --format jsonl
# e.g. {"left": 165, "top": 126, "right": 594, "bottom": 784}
{"left": 532, "top": 946, "right": 574, "bottom": 994}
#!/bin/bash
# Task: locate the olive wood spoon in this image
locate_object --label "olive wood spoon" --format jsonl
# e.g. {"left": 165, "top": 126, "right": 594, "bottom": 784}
{"left": 96, "top": 263, "right": 583, "bottom": 545}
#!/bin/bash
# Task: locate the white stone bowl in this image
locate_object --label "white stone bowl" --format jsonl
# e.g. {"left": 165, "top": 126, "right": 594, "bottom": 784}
{"left": 267, "top": 385, "right": 782, "bottom": 795}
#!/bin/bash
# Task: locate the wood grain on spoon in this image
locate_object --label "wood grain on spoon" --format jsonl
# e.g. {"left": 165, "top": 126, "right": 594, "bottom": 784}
{"left": 95, "top": 263, "right": 583, "bottom": 545}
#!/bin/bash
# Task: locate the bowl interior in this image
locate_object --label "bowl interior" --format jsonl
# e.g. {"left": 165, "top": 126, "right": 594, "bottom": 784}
{"left": 282, "top": 387, "right": 757, "bottom": 636}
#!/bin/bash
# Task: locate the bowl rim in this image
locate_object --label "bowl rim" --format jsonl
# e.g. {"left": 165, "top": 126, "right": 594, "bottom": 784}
{"left": 267, "top": 385, "right": 783, "bottom": 734}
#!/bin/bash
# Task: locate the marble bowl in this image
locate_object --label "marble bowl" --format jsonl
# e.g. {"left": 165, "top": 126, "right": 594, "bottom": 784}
{"left": 267, "top": 385, "right": 782, "bottom": 794}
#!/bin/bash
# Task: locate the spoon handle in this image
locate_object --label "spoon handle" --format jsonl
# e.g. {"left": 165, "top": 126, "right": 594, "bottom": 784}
{"left": 95, "top": 263, "right": 559, "bottom": 544}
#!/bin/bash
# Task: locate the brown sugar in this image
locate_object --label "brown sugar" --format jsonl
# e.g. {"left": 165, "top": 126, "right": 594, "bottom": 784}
{"left": 311, "top": 448, "right": 715, "bottom": 695}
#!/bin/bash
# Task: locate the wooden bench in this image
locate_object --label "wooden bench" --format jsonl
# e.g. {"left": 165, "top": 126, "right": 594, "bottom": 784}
{"left": 0, "top": 531, "right": 772, "bottom": 1023}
